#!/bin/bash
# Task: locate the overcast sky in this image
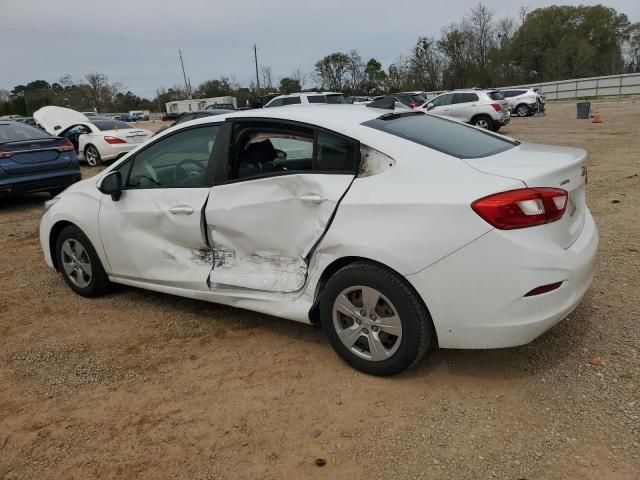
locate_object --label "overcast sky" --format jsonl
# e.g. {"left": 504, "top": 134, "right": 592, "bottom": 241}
{"left": 1, "top": 0, "right": 638, "bottom": 98}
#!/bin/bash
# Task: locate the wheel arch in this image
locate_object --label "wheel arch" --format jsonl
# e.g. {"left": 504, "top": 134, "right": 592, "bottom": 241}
{"left": 48, "top": 220, "right": 76, "bottom": 270}
{"left": 308, "top": 256, "right": 436, "bottom": 344}
{"left": 470, "top": 113, "right": 492, "bottom": 125}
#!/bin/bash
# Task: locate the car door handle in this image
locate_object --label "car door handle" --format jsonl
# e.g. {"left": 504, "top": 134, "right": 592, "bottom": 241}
{"left": 299, "top": 194, "right": 324, "bottom": 204}
{"left": 168, "top": 205, "right": 195, "bottom": 215}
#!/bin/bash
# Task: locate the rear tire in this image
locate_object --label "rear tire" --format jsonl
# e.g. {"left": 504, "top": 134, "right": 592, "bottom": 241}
{"left": 55, "top": 225, "right": 111, "bottom": 297}
{"left": 84, "top": 145, "right": 102, "bottom": 166}
{"left": 515, "top": 104, "right": 531, "bottom": 117}
{"left": 471, "top": 115, "right": 492, "bottom": 130}
{"left": 320, "top": 261, "right": 434, "bottom": 376}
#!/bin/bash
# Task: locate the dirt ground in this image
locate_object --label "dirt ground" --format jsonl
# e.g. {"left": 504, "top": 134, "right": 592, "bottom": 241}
{"left": 1, "top": 101, "right": 639, "bottom": 480}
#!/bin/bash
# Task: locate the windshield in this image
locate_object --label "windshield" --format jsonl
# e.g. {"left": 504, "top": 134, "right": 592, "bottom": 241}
{"left": 0, "top": 122, "right": 50, "bottom": 142}
{"left": 91, "top": 120, "right": 134, "bottom": 131}
{"left": 362, "top": 113, "right": 517, "bottom": 159}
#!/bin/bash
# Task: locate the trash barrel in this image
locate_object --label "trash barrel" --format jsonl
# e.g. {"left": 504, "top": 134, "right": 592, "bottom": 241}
{"left": 577, "top": 102, "right": 591, "bottom": 119}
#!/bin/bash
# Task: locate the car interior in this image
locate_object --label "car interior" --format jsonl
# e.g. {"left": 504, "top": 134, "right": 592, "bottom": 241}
{"left": 61, "top": 124, "right": 92, "bottom": 153}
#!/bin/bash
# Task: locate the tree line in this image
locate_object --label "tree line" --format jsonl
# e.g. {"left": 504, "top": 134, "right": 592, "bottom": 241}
{"left": 2, "top": 3, "right": 639, "bottom": 116}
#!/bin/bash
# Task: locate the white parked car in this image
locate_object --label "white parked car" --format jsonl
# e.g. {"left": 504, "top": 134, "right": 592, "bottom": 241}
{"left": 500, "top": 88, "right": 546, "bottom": 116}
{"left": 422, "top": 89, "right": 510, "bottom": 131}
{"left": 40, "top": 105, "right": 598, "bottom": 376}
{"left": 34, "top": 107, "right": 153, "bottom": 166}
{"left": 264, "top": 92, "right": 346, "bottom": 107}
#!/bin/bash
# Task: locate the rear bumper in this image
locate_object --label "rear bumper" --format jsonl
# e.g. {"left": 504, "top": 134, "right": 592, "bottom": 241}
{"left": 406, "top": 210, "right": 599, "bottom": 349}
{"left": 0, "top": 170, "right": 81, "bottom": 196}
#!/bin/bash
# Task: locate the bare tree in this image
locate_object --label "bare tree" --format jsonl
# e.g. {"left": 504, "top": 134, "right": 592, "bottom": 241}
{"left": 0, "top": 89, "right": 9, "bottom": 103}
{"left": 291, "top": 69, "right": 307, "bottom": 89}
{"left": 84, "top": 72, "right": 120, "bottom": 111}
{"left": 259, "top": 66, "right": 274, "bottom": 90}
{"left": 347, "top": 50, "right": 366, "bottom": 93}
{"left": 464, "top": 3, "right": 496, "bottom": 70}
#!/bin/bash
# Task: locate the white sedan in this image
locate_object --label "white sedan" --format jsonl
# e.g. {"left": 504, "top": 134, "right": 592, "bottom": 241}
{"left": 34, "top": 107, "right": 152, "bottom": 166}
{"left": 39, "top": 104, "right": 598, "bottom": 376}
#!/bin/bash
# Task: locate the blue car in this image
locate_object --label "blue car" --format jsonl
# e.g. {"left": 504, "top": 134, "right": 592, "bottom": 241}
{"left": 0, "top": 121, "right": 81, "bottom": 197}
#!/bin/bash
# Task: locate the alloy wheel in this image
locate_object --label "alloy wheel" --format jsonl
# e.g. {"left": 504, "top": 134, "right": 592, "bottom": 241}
{"left": 85, "top": 146, "right": 99, "bottom": 166}
{"left": 475, "top": 118, "right": 490, "bottom": 129}
{"left": 61, "top": 239, "right": 92, "bottom": 288}
{"left": 517, "top": 105, "right": 529, "bottom": 117}
{"left": 332, "top": 286, "right": 403, "bottom": 361}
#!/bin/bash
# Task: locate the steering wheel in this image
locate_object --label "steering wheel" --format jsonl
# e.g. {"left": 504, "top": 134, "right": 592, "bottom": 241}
{"left": 175, "top": 159, "right": 206, "bottom": 184}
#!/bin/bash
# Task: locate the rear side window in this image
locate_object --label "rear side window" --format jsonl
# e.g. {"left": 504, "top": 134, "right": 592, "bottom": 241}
{"left": 265, "top": 98, "right": 284, "bottom": 107}
{"left": 487, "top": 91, "right": 505, "bottom": 101}
{"left": 307, "top": 95, "right": 326, "bottom": 104}
{"left": 453, "top": 93, "right": 478, "bottom": 103}
{"left": 282, "top": 97, "right": 302, "bottom": 106}
{"left": 362, "top": 113, "right": 517, "bottom": 159}
{"left": 326, "top": 94, "right": 346, "bottom": 104}
{"left": 315, "top": 131, "right": 358, "bottom": 171}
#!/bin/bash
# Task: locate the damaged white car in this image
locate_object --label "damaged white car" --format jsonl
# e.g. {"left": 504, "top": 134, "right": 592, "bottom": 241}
{"left": 34, "top": 106, "right": 152, "bottom": 166}
{"left": 40, "top": 104, "right": 598, "bottom": 376}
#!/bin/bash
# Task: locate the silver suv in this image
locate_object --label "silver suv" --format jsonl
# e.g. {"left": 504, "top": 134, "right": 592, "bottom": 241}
{"left": 500, "top": 88, "right": 546, "bottom": 116}
{"left": 422, "top": 89, "right": 510, "bottom": 131}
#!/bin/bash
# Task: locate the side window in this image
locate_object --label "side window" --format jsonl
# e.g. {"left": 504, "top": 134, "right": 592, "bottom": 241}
{"left": 307, "top": 95, "right": 326, "bottom": 104}
{"left": 502, "top": 91, "right": 515, "bottom": 98}
{"left": 282, "top": 97, "right": 301, "bottom": 106}
{"left": 175, "top": 114, "right": 193, "bottom": 125}
{"left": 266, "top": 98, "right": 284, "bottom": 107}
{"left": 233, "top": 124, "right": 358, "bottom": 180}
{"left": 453, "top": 93, "right": 478, "bottom": 104}
{"left": 431, "top": 94, "right": 454, "bottom": 107}
{"left": 315, "top": 131, "right": 358, "bottom": 172}
{"left": 127, "top": 125, "right": 219, "bottom": 189}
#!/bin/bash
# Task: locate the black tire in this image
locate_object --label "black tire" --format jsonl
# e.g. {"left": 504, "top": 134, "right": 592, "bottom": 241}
{"left": 471, "top": 115, "right": 493, "bottom": 130}
{"left": 515, "top": 103, "right": 531, "bottom": 117}
{"left": 320, "top": 261, "right": 434, "bottom": 376}
{"left": 84, "top": 144, "right": 102, "bottom": 166}
{"left": 55, "top": 225, "right": 111, "bottom": 297}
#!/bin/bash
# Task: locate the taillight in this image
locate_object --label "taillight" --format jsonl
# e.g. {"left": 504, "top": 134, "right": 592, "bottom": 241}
{"left": 104, "top": 136, "right": 127, "bottom": 144}
{"left": 491, "top": 103, "right": 502, "bottom": 112}
{"left": 410, "top": 102, "right": 417, "bottom": 109}
{"left": 57, "top": 139, "right": 75, "bottom": 152}
{"left": 0, "top": 147, "right": 11, "bottom": 159}
{"left": 471, "top": 188, "right": 568, "bottom": 230}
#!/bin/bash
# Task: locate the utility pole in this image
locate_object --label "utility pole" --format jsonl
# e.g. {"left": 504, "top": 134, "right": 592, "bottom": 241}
{"left": 179, "top": 49, "right": 191, "bottom": 99}
{"left": 156, "top": 88, "right": 163, "bottom": 119}
{"left": 254, "top": 43, "right": 261, "bottom": 99}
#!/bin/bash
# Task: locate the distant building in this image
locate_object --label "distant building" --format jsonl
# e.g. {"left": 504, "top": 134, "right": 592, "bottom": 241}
{"left": 165, "top": 96, "right": 237, "bottom": 114}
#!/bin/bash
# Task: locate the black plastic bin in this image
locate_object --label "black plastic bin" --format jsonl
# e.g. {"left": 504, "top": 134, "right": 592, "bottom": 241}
{"left": 577, "top": 102, "right": 591, "bottom": 119}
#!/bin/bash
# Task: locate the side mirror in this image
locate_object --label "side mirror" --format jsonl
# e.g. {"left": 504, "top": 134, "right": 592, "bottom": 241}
{"left": 426, "top": 103, "right": 435, "bottom": 111}
{"left": 98, "top": 171, "right": 123, "bottom": 201}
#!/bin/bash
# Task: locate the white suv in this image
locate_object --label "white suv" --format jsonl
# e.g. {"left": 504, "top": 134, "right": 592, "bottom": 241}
{"left": 422, "top": 89, "right": 510, "bottom": 131}
{"left": 500, "top": 88, "right": 546, "bottom": 116}
{"left": 264, "top": 92, "right": 346, "bottom": 107}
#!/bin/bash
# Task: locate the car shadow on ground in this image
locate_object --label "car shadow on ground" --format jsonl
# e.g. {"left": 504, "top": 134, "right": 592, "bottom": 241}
{"left": 103, "top": 282, "right": 594, "bottom": 381}
{"left": 0, "top": 192, "right": 51, "bottom": 213}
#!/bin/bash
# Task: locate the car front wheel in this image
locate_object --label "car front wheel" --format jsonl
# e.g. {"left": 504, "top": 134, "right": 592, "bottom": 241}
{"left": 55, "top": 225, "right": 111, "bottom": 297}
{"left": 320, "top": 261, "right": 434, "bottom": 376}
{"left": 84, "top": 145, "right": 102, "bottom": 166}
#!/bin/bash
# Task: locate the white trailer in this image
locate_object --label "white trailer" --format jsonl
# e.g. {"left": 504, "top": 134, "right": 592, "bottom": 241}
{"left": 129, "top": 110, "right": 150, "bottom": 120}
{"left": 165, "top": 96, "right": 237, "bottom": 114}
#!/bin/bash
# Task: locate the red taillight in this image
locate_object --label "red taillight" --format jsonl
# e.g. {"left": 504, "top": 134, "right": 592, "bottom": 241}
{"left": 104, "top": 136, "right": 127, "bottom": 145}
{"left": 525, "top": 281, "right": 563, "bottom": 297}
{"left": 471, "top": 188, "right": 568, "bottom": 230}
{"left": 410, "top": 102, "right": 417, "bottom": 109}
{"left": 491, "top": 103, "right": 502, "bottom": 112}
{"left": 58, "top": 139, "right": 75, "bottom": 152}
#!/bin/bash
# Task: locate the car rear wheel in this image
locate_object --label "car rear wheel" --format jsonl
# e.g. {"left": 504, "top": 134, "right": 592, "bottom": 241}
{"left": 55, "top": 225, "right": 111, "bottom": 297}
{"left": 516, "top": 104, "right": 531, "bottom": 117}
{"left": 320, "top": 261, "right": 433, "bottom": 376}
{"left": 84, "top": 145, "right": 102, "bottom": 166}
{"left": 472, "top": 115, "right": 492, "bottom": 130}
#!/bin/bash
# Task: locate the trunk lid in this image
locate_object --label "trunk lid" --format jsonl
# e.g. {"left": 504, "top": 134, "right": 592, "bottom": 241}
{"left": 466, "top": 142, "right": 587, "bottom": 248}
{"left": 0, "top": 138, "right": 74, "bottom": 174}
{"left": 103, "top": 129, "right": 151, "bottom": 144}
{"left": 33, "top": 106, "right": 89, "bottom": 135}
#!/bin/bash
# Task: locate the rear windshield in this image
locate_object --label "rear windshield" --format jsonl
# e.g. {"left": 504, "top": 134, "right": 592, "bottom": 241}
{"left": 0, "top": 122, "right": 49, "bottom": 142}
{"left": 362, "top": 113, "right": 517, "bottom": 159}
{"left": 487, "top": 91, "right": 505, "bottom": 100}
{"left": 411, "top": 94, "right": 426, "bottom": 104}
{"left": 91, "top": 120, "right": 134, "bottom": 131}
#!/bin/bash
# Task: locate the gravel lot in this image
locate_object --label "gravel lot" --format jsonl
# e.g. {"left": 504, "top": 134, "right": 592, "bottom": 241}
{"left": 1, "top": 101, "right": 639, "bottom": 480}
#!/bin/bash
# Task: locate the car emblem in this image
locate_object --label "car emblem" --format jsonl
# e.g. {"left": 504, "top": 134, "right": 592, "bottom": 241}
{"left": 559, "top": 179, "right": 570, "bottom": 186}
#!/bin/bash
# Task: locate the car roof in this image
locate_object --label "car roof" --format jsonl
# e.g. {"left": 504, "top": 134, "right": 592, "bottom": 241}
{"left": 271, "top": 92, "right": 343, "bottom": 99}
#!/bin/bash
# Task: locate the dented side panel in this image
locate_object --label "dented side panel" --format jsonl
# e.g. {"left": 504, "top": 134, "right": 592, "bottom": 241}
{"left": 99, "top": 188, "right": 212, "bottom": 290}
{"left": 206, "top": 173, "right": 353, "bottom": 293}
